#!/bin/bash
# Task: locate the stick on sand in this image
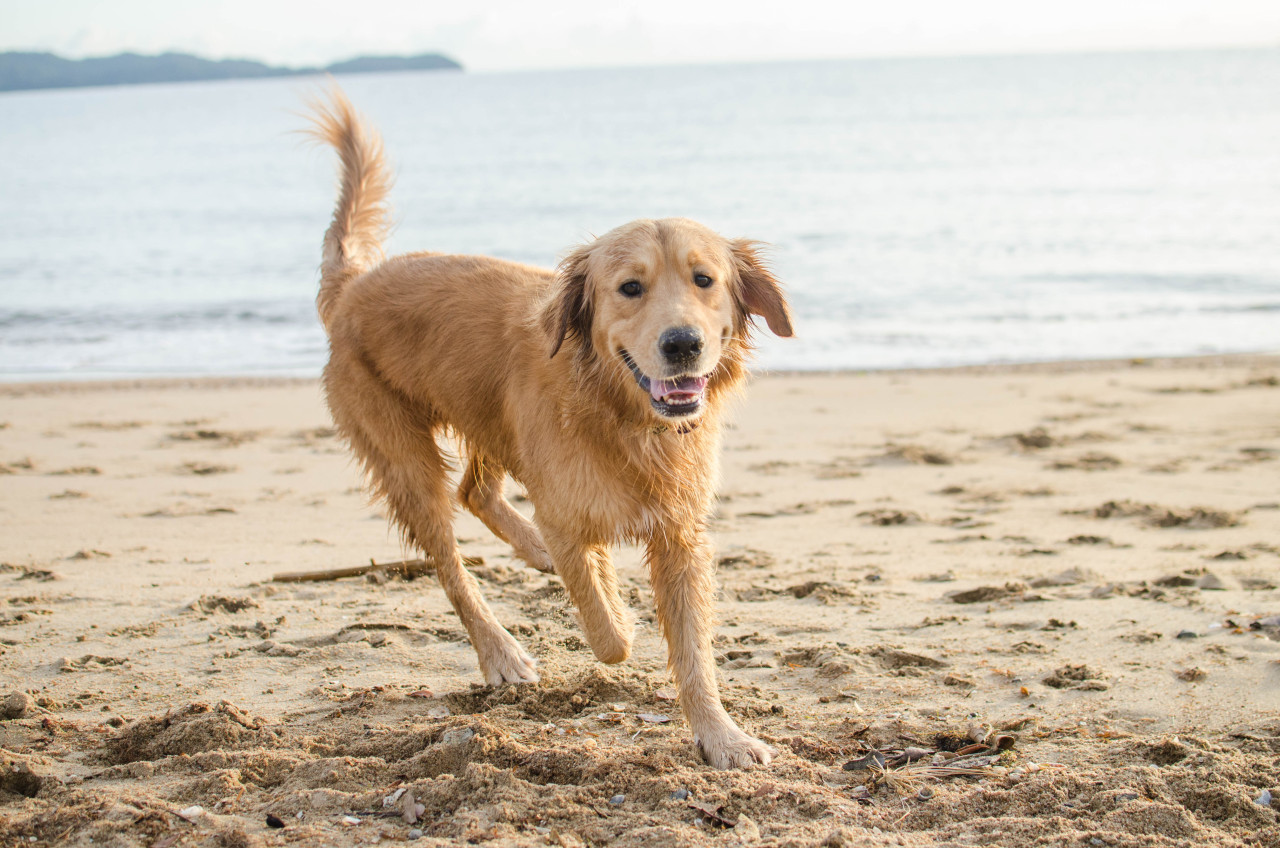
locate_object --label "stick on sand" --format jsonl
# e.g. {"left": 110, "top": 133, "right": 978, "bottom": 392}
{"left": 270, "top": 556, "right": 480, "bottom": 583}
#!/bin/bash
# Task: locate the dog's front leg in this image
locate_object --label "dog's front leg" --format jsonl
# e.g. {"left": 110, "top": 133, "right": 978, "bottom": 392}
{"left": 646, "top": 530, "right": 774, "bottom": 769}
{"left": 543, "top": 531, "right": 634, "bottom": 664}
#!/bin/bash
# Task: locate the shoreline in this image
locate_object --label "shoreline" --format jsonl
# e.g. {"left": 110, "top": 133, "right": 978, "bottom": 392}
{"left": 3, "top": 350, "right": 1278, "bottom": 397}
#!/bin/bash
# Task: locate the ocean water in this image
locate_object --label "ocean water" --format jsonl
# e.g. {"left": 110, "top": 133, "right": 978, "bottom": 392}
{"left": 1, "top": 49, "right": 1278, "bottom": 380}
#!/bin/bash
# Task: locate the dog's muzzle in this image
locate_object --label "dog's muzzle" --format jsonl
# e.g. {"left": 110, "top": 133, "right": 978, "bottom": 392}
{"left": 620, "top": 350, "right": 709, "bottom": 419}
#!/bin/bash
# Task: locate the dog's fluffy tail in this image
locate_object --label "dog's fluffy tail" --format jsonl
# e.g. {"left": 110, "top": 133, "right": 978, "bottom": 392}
{"left": 305, "top": 87, "right": 393, "bottom": 330}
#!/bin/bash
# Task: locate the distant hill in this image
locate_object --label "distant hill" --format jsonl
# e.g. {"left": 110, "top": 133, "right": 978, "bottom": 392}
{"left": 323, "top": 54, "right": 460, "bottom": 74}
{"left": 0, "top": 50, "right": 462, "bottom": 93}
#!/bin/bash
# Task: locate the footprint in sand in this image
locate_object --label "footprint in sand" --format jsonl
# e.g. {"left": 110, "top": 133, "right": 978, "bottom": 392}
{"left": 740, "top": 499, "right": 856, "bottom": 519}
{"left": 176, "top": 461, "right": 237, "bottom": 476}
{"left": 745, "top": 459, "right": 796, "bottom": 475}
{"left": 858, "top": 508, "right": 922, "bottom": 526}
{"left": 0, "top": 564, "right": 57, "bottom": 582}
{"left": 72, "top": 420, "right": 148, "bottom": 431}
{"left": 1069, "top": 500, "right": 1242, "bottom": 528}
{"left": 867, "top": 444, "right": 955, "bottom": 466}
{"left": 142, "top": 505, "right": 237, "bottom": 518}
{"left": 934, "top": 485, "right": 1007, "bottom": 504}
{"left": 46, "top": 465, "right": 103, "bottom": 476}
{"left": 1048, "top": 451, "right": 1122, "bottom": 471}
{"left": 717, "top": 548, "right": 776, "bottom": 570}
{"left": 813, "top": 456, "right": 864, "bottom": 478}
{"left": 167, "top": 428, "right": 260, "bottom": 448}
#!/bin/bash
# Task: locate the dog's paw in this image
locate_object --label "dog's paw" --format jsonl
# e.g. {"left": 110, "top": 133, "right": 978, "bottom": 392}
{"left": 695, "top": 727, "right": 775, "bottom": 769}
{"left": 520, "top": 546, "right": 556, "bottom": 574}
{"left": 478, "top": 632, "right": 540, "bottom": 685}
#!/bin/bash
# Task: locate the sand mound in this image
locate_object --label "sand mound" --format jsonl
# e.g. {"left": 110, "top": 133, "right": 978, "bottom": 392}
{"left": 105, "top": 701, "right": 282, "bottom": 764}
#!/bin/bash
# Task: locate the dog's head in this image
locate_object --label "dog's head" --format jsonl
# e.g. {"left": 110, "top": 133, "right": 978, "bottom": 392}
{"left": 546, "top": 218, "right": 793, "bottom": 423}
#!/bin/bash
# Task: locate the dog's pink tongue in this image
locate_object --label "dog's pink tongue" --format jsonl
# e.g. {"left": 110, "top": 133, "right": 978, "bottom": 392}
{"left": 650, "top": 375, "right": 708, "bottom": 403}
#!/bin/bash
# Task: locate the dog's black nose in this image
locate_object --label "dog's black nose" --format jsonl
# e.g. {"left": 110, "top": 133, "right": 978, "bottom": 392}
{"left": 659, "top": 326, "right": 704, "bottom": 363}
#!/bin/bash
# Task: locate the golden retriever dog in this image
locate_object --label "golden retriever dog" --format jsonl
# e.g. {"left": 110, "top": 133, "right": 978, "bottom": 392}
{"left": 307, "top": 89, "right": 793, "bottom": 768}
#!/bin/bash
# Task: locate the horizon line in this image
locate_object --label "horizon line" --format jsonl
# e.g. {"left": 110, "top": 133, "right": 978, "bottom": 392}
{"left": 5, "top": 40, "right": 1278, "bottom": 78}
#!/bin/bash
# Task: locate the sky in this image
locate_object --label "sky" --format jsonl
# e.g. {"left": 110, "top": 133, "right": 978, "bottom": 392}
{"left": 3, "top": 0, "right": 1279, "bottom": 72}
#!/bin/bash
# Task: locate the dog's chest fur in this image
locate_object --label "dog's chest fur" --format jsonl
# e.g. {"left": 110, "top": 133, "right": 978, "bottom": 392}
{"left": 515, "top": 413, "right": 723, "bottom": 544}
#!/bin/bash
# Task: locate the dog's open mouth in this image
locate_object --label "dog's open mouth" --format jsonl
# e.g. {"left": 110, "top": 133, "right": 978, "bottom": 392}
{"left": 620, "top": 351, "right": 708, "bottom": 418}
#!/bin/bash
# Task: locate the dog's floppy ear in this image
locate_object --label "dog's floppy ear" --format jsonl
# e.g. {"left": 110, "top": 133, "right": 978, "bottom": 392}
{"left": 731, "top": 239, "right": 794, "bottom": 338}
{"left": 546, "top": 243, "right": 595, "bottom": 358}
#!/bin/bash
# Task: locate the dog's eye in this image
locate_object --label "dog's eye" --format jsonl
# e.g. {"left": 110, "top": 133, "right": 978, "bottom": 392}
{"left": 693, "top": 274, "right": 713, "bottom": 288}
{"left": 619, "top": 280, "right": 643, "bottom": 298}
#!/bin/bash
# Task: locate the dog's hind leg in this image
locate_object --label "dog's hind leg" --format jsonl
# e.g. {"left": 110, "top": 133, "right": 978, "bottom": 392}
{"left": 541, "top": 530, "right": 634, "bottom": 664}
{"left": 334, "top": 392, "right": 538, "bottom": 685}
{"left": 457, "top": 454, "right": 554, "bottom": 573}
{"left": 381, "top": 449, "right": 538, "bottom": 684}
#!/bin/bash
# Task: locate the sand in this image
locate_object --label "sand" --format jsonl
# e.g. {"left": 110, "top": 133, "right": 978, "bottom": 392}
{"left": 1, "top": 355, "right": 1278, "bottom": 847}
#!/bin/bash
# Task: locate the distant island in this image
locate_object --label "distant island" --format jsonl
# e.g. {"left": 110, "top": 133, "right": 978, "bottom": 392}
{"left": 0, "top": 50, "right": 462, "bottom": 93}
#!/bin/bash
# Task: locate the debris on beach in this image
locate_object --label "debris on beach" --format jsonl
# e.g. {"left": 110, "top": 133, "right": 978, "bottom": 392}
{"left": 1043, "top": 664, "right": 1109, "bottom": 690}
{"left": 688, "top": 798, "right": 737, "bottom": 828}
{"left": 948, "top": 583, "right": 1029, "bottom": 604}
{"left": 841, "top": 728, "right": 1019, "bottom": 795}
{"left": 191, "top": 594, "right": 258, "bottom": 614}
{"left": 637, "top": 712, "right": 671, "bottom": 723}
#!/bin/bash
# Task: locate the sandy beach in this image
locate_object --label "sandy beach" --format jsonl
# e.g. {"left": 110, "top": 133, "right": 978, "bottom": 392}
{"left": 2, "top": 355, "right": 1278, "bottom": 847}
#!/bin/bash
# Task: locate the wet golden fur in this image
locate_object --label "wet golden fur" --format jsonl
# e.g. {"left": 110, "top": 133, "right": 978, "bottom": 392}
{"left": 307, "top": 89, "right": 793, "bottom": 768}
